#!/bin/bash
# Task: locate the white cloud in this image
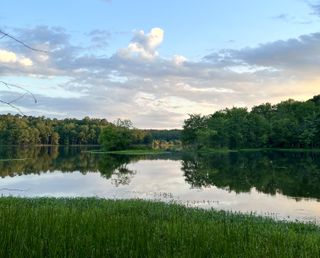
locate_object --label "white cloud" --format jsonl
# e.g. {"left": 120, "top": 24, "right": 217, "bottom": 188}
{"left": 0, "top": 49, "right": 17, "bottom": 63}
{"left": 19, "top": 57, "right": 33, "bottom": 67}
{"left": 0, "top": 49, "right": 33, "bottom": 67}
{"left": 177, "top": 82, "right": 234, "bottom": 93}
{"left": 173, "top": 55, "right": 187, "bottom": 66}
{"left": 118, "top": 27, "right": 164, "bottom": 59}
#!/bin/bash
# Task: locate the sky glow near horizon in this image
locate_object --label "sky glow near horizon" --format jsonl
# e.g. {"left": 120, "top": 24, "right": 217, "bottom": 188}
{"left": 1, "top": 0, "right": 320, "bottom": 128}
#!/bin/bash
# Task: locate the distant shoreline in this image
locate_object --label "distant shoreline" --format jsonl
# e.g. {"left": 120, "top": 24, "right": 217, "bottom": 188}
{"left": 2, "top": 145, "right": 320, "bottom": 153}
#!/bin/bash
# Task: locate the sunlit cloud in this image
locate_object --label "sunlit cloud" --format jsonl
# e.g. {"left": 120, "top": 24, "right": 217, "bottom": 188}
{"left": 118, "top": 27, "right": 164, "bottom": 59}
{"left": 173, "top": 55, "right": 187, "bottom": 66}
{"left": 1, "top": 25, "right": 320, "bottom": 128}
{"left": 0, "top": 49, "right": 33, "bottom": 67}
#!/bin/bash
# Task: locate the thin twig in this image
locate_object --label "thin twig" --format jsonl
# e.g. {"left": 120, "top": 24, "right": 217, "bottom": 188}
{"left": 0, "top": 81, "right": 37, "bottom": 104}
{"left": 8, "top": 92, "right": 28, "bottom": 104}
{"left": 0, "top": 98, "right": 25, "bottom": 115}
{"left": 0, "top": 29, "right": 43, "bottom": 112}
{"left": 0, "top": 29, "right": 48, "bottom": 54}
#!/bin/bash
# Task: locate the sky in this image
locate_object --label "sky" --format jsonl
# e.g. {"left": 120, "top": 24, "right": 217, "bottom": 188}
{"left": 1, "top": 0, "right": 320, "bottom": 128}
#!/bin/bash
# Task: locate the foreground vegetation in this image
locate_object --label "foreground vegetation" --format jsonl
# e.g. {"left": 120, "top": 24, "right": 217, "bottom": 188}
{"left": 0, "top": 198, "right": 319, "bottom": 258}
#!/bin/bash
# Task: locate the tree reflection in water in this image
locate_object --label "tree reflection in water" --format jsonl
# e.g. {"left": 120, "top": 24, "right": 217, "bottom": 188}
{"left": 1, "top": 146, "right": 320, "bottom": 199}
{"left": 181, "top": 151, "right": 320, "bottom": 200}
{"left": 0, "top": 146, "right": 136, "bottom": 187}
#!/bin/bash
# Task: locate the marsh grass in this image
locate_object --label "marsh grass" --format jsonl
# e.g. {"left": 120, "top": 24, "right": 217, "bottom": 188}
{"left": 0, "top": 198, "right": 320, "bottom": 258}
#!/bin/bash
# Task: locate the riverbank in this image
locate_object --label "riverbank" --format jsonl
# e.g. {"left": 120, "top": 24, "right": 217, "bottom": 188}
{"left": 0, "top": 198, "right": 319, "bottom": 258}
{"left": 3, "top": 144, "right": 320, "bottom": 155}
{"left": 86, "top": 149, "right": 169, "bottom": 155}
{"left": 195, "top": 147, "right": 320, "bottom": 154}
{"left": 84, "top": 147, "right": 320, "bottom": 157}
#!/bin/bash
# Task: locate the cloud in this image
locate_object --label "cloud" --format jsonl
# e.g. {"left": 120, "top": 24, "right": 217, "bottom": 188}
{"left": 270, "top": 13, "right": 311, "bottom": 24}
{"left": 310, "top": 2, "right": 320, "bottom": 16}
{"left": 0, "top": 49, "right": 33, "bottom": 67}
{"left": 118, "top": 27, "right": 164, "bottom": 59}
{"left": 1, "top": 26, "right": 320, "bottom": 128}
{"left": 272, "top": 14, "right": 290, "bottom": 21}
{"left": 87, "top": 29, "right": 111, "bottom": 48}
{"left": 0, "top": 49, "right": 16, "bottom": 63}
{"left": 204, "top": 32, "right": 320, "bottom": 78}
{"left": 173, "top": 55, "right": 187, "bottom": 66}
{"left": 19, "top": 57, "right": 33, "bottom": 66}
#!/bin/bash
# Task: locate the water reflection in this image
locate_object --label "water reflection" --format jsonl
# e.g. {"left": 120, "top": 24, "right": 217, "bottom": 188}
{"left": 1, "top": 146, "right": 320, "bottom": 222}
{"left": 0, "top": 146, "right": 137, "bottom": 186}
{"left": 182, "top": 151, "right": 320, "bottom": 200}
{"left": 1, "top": 147, "right": 320, "bottom": 201}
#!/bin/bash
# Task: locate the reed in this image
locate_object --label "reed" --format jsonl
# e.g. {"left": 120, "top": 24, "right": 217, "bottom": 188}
{"left": 0, "top": 197, "right": 319, "bottom": 258}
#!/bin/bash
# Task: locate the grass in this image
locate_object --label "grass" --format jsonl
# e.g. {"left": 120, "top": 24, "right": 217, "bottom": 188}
{"left": 0, "top": 198, "right": 320, "bottom": 258}
{"left": 86, "top": 149, "right": 169, "bottom": 155}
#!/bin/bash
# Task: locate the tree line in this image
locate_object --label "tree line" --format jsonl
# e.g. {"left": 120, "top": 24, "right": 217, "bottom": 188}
{"left": 0, "top": 115, "right": 108, "bottom": 145}
{"left": 182, "top": 95, "right": 320, "bottom": 149}
{"left": 0, "top": 115, "right": 181, "bottom": 146}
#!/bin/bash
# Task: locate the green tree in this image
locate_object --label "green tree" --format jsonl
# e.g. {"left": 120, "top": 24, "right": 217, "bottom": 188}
{"left": 182, "top": 114, "right": 207, "bottom": 146}
{"left": 99, "top": 121, "right": 134, "bottom": 151}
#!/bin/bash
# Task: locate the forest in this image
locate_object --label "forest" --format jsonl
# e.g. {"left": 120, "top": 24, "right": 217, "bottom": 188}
{"left": 2, "top": 95, "right": 320, "bottom": 150}
{"left": 0, "top": 115, "right": 181, "bottom": 146}
{"left": 182, "top": 95, "right": 320, "bottom": 149}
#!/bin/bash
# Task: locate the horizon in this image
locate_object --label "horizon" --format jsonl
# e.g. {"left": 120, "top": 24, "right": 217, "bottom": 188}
{"left": 1, "top": 0, "right": 320, "bottom": 128}
{"left": 0, "top": 93, "right": 318, "bottom": 130}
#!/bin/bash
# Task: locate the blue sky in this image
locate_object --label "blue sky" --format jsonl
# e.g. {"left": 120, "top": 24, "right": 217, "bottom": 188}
{"left": 1, "top": 0, "right": 320, "bottom": 128}
{"left": 2, "top": 0, "right": 318, "bottom": 56}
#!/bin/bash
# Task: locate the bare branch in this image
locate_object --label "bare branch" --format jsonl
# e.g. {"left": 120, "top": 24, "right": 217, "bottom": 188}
{"left": 0, "top": 81, "right": 37, "bottom": 115}
{"left": 0, "top": 81, "right": 37, "bottom": 104}
{"left": 0, "top": 98, "right": 25, "bottom": 115}
{"left": 0, "top": 28, "right": 46, "bottom": 113}
{"left": 8, "top": 92, "right": 28, "bottom": 104}
{"left": 0, "top": 29, "right": 49, "bottom": 54}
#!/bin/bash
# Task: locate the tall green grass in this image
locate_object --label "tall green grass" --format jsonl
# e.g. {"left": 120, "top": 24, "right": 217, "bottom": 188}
{"left": 0, "top": 197, "right": 319, "bottom": 258}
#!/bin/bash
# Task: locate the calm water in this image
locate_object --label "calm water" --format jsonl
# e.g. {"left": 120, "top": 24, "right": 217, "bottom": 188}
{"left": 1, "top": 146, "right": 320, "bottom": 223}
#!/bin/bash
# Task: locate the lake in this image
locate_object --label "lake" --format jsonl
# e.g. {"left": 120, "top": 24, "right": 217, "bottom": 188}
{"left": 1, "top": 146, "right": 320, "bottom": 223}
